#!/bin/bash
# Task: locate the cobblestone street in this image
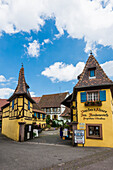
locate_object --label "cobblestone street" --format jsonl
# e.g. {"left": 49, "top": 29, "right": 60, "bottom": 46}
{"left": 1, "top": 129, "right": 113, "bottom": 170}
{"left": 28, "top": 129, "right": 72, "bottom": 146}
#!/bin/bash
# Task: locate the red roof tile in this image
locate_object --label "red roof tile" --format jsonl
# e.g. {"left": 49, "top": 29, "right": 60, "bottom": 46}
{"left": 32, "top": 97, "right": 41, "bottom": 104}
{"left": 38, "top": 92, "right": 69, "bottom": 108}
{"left": 75, "top": 54, "right": 113, "bottom": 88}
{"left": 0, "top": 99, "right": 9, "bottom": 111}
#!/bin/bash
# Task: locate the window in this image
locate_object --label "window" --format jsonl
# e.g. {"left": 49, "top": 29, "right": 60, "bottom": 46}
{"left": 87, "top": 92, "right": 98, "bottom": 101}
{"left": 28, "top": 101, "right": 30, "bottom": 110}
{"left": 53, "top": 108, "right": 57, "bottom": 112}
{"left": 34, "top": 113, "right": 36, "bottom": 117}
{"left": 81, "top": 90, "right": 106, "bottom": 102}
{"left": 43, "top": 108, "right": 46, "bottom": 112}
{"left": 54, "top": 115, "right": 57, "bottom": 119}
{"left": 38, "top": 113, "right": 40, "bottom": 119}
{"left": 90, "top": 70, "right": 95, "bottom": 77}
{"left": 46, "top": 108, "right": 50, "bottom": 113}
{"left": 12, "top": 100, "right": 14, "bottom": 110}
{"left": 86, "top": 124, "right": 102, "bottom": 139}
{"left": 42, "top": 114, "right": 45, "bottom": 119}
{"left": 57, "top": 108, "right": 60, "bottom": 112}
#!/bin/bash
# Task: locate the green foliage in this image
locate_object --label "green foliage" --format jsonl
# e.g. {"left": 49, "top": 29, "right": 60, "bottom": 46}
{"left": 46, "top": 124, "right": 51, "bottom": 129}
{"left": 52, "top": 120, "right": 58, "bottom": 127}
{"left": 33, "top": 132, "right": 36, "bottom": 137}
{"left": 63, "top": 124, "right": 69, "bottom": 129}
{"left": 46, "top": 115, "right": 51, "bottom": 124}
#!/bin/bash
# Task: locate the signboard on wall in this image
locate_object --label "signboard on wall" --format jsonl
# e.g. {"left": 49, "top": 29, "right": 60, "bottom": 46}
{"left": 74, "top": 130, "right": 85, "bottom": 144}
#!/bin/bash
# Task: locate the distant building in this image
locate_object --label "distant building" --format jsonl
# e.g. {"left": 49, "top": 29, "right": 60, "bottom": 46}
{"left": 0, "top": 99, "right": 8, "bottom": 126}
{"left": 2, "top": 65, "right": 46, "bottom": 141}
{"left": 60, "top": 107, "right": 71, "bottom": 122}
{"left": 38, "top": 92, "right": 70, "bottom": 122}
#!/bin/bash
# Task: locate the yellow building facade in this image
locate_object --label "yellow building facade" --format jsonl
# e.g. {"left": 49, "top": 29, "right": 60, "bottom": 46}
{"left": 2, "top": 65, "right": 46, "bottom": 141}
{"left": 63, "top": 53, "right": 113, "bottom": 148}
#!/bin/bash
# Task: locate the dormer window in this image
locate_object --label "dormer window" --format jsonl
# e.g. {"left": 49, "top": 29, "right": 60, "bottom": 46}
{"left": 90, "top": 70, "right": 95, "bottom": 77}
{"left": 88, "top": 67, "right": 96, "bottom": 79}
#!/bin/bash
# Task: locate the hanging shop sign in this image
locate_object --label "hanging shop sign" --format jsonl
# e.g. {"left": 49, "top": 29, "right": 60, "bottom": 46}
{"left": 74, "top": 130, "right": 85, "bottom": 144}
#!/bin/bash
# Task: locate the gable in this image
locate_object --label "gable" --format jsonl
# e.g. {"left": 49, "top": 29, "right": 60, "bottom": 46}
{"left": 75, "top": 54, "right": 113, "bottom": 88}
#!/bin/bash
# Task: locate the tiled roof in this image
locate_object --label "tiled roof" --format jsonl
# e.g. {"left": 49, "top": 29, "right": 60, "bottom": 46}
{"left": 32, "top": 103, "right": 46, "bottom": 114}
{"left": 60, "top": 107, "right": 71, "bottom": 117}
{"left": 75, "top": 54, "right": 113, "bottom": 88}
{"left": 0, "top": 99, "right": 9, "bottom": 111}
{"left": 32, "top": 97, "right": 41, "bottom": 104}
{"left": 38, "top": 92, "right": 69, "bottom": 108}
{"left": 8, "top": 65, "right": 35, "bottom": 103}
{"left": 14, "top": 65, "right": 29, "bottom": 94}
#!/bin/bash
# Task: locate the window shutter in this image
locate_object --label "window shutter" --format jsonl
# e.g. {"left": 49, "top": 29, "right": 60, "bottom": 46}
{"left": 12, "top": 100, "right": 14, "bottom": 109}
{"left": 100, "top": 90, "right": 106, "bottom": 101}
{"left": 90, "top": 70, "right": 95, "bottom": 77}
{"left": 81, "top": 92, "right": 86, "bottom": 102}
{"left": 28, "top": 101, "right": 30, "bottom": 110}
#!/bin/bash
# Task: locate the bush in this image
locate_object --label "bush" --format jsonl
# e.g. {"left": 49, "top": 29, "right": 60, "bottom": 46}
{"left": 46, "top": 115, "right": 51, "bottom": 124}
{"left": 52, "top": 120, "right": 58, "bottom": 127}
{"left": 64, "top": 124, "right": 69, "bottom": 129}
{"left": 46, "top": 124, "right": 51, "bottom": 129}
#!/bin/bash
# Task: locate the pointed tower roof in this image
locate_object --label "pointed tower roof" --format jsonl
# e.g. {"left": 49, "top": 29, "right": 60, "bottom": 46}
{"left": 14, "top": 65, "right": 29, "bottom": 94}
{"left": 75, "top": 53, "right": 113, "bottom": 88}
{"left": 8, "top": 65, "right": 35, "bottom": 103}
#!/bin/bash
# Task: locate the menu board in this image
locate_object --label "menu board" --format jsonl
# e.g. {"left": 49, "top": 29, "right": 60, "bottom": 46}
{"left": 74, "top": 130, "right": 85, "bottom": 144}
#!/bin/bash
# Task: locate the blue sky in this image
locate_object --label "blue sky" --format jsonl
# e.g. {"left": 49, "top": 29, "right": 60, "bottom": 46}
{"left": 0, "top": 0, "right": 113, "bottom": 98}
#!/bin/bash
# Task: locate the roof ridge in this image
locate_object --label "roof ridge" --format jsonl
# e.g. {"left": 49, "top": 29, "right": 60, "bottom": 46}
{"left": 42, "top": 92, "right": 68, "bottom": 96}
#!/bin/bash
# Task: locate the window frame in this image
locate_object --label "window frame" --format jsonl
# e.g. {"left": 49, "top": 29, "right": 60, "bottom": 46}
{"left": 87, "top": 90, "right": 99, "bottom": 101}
{"left": 86, "top": 124, "right": 102, "bottom": 140}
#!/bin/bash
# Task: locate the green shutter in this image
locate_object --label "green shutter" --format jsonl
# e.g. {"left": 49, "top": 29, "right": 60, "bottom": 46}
{"left": 100, "top": 90, "right": 106, "bottom": 101}
{"left": 81, "top": 92, "right": 86, "bottom": 102}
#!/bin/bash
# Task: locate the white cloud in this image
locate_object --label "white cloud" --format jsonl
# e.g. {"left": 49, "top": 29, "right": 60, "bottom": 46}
{"left": 1, "top": 0, "right": 113, "bottom": 53}
{"left": 0, "top": 75, "right": 6, "bottom": 82}
{"left": 25, "top": 36, "right": 33, "bottom": 41}
{"left": 41, "top": 60, "right": 113, "bottom": 82}
{"left": 26, "top": 40, "right": 40, "bottom": 58}
{"left": 30, "top": 91, "right": 36, "bottom": 97}
{"left": 41, "top": 62, "right": 85, "bottom": 82}
{"left": 101, "top": 61, "right": 113, "bottom": 77}
{"left": 42, "top": 38, "right": 53, "bottom": 46}
{"left": 0, "top": 88, "right": 14, "bottom": 98}
{"left": 44, "top": 39, "right": 51, "bottom": 44}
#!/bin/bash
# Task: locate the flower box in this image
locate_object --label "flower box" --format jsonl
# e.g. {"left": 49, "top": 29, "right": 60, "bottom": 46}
{"left": 85, "top": 101, "right": 102, "bottom": 106}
